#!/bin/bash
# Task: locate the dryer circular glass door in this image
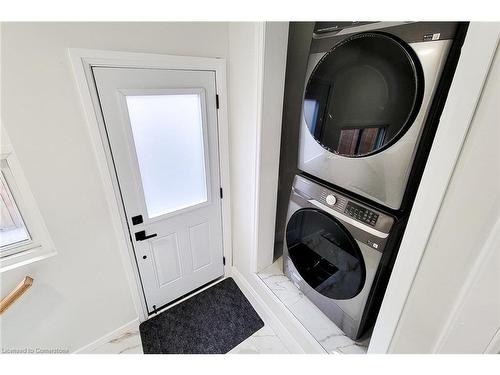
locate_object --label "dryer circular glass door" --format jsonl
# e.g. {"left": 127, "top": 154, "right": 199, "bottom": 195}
{"left": 303, "top": 32, "right": 423, "bottom": 157}
{"left": 286, "top": 208, "right": 366, "bottom": 300}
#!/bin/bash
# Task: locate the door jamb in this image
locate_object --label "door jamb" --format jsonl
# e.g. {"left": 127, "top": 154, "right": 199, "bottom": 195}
{"left": 69, "top": 48, "right": 232, "bottom": 322}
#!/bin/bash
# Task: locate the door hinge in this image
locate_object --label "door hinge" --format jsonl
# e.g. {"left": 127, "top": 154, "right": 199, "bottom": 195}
{"left": 216, "top": 94, "right": 220, "bottom": 109}
{"left": 223, "top": 256, "right": 226, "bottom": 266}
{"left": 220, "top": 187, "right": 223, "bottom": 199}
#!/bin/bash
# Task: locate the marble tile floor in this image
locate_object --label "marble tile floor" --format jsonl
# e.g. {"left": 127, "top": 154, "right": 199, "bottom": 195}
{"left": 257, "top": 257, "right": 369, "bottom": 354}
{"left": 229, "top": 325, "right": 289, "bottom": 354}
{"left": 89, "top": 279, "right": 290, "bottom": 355}
{"left": 89, "top": 322, "right": 289, "bottom": 354}
{"left": 89, "top": 327, "right": 143, "bottom": 354}
{"left": 88, "top": 259, "right": 369, "bottom": 355}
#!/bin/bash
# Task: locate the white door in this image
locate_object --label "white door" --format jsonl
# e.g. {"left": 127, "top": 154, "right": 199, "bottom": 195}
{"left": 93, "top": 67, "right": 224, "bottom": 313}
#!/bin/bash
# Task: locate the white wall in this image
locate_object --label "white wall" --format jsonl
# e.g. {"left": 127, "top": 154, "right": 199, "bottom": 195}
{"left": 226, "top": 22, "right": 262, "bottom": 276}
{"left": 255, "top": 22, "right": 289, "bottom": 272}
{"left": 389, "top": 39, "right": 500, "bottom": 354}
{"left": 226, "top": 23, "right": 322, "bottom": 353}
{"left": 0, "top": 22, "right": 229, "bottom": 352}
{"left": 227, "top": 22, "right": 289, "bottom": 275}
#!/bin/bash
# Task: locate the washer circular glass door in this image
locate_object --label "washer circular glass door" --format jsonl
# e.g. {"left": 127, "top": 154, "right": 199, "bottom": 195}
{"left": 286, "top": 208, "right": 366, "bottom": 300}
{"left": 303, "top": 32, "right": 423, "bottom": 157}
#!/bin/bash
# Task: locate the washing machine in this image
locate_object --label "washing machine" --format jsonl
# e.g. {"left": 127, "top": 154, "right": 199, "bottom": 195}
{"left": 298, "top": 22, "right": 458, "bottom": 210}
{"left": 283, "top": 174, "right": 394, "bottom": 340}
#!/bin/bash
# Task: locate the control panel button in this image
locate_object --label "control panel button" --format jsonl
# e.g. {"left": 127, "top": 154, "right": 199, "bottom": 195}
{"left": 345, "top": 201, "right": 379, "bottom": 226}
{"left": 325, "top": 194, "right": 337, "bottom": 206}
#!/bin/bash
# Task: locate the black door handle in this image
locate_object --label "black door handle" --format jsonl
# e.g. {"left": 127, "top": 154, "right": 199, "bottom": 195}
{"left": 135, "top": 230, "right": 157, "bottom": 241}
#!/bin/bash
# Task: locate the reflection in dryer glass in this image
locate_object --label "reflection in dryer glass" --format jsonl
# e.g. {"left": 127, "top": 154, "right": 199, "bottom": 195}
{"left": 304, "top": 33, "right": 420, "bottom": 157}
{"left": 338, "top": 126, "right": 387, "bottom": 155}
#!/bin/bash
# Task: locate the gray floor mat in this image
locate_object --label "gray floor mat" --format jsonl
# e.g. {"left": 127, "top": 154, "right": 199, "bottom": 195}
{"left": 139, "top": 277, "right": 264, "bottom": 354}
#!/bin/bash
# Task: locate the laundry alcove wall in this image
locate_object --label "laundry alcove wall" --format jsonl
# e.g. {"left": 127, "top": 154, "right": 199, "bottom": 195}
{"left": 0, "top": 22, "right": 231, "bottom": 352}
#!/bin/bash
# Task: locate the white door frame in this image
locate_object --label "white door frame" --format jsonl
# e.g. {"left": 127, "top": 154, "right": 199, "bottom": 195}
{"left": 69, "top": 48, "right": 232, "bottom": 321}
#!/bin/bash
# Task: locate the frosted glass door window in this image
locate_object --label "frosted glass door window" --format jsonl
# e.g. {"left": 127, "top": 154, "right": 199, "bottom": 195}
{"left": 125, "top": 93, "right": 208, "bottom": 218}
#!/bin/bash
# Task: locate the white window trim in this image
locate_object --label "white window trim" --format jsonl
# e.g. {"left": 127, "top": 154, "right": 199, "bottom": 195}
{"left": 1, "top": 160, "right": 33, "bottom": 257}
{"left": 0, "top": 140, "right": 57, "bottom": 273}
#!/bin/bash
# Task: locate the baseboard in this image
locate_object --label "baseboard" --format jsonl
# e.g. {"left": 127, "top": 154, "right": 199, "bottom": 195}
{"left": 231, "top": 266, "right": 326, "bottom": 354}
{"left": 73, "top": 318, "right": 140, "bottom": 354}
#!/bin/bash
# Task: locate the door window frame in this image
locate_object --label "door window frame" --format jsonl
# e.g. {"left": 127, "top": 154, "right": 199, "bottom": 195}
{"left": 69, "top": 49, "right": 232, "bottom": 321}
{"left": 115, "top": 87, "right": 212, "bottom": 223}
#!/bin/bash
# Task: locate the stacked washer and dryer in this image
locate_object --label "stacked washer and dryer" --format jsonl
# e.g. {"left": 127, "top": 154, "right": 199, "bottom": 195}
{"left": 282, "top": 22, "right": 464, "bottom": 340}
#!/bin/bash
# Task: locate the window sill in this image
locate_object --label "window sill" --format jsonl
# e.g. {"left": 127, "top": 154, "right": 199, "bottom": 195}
{"left": 0, "top": 245, "right": 57, "bottom": 273}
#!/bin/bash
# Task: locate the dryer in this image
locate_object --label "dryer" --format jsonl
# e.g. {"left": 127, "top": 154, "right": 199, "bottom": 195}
{"left": 298, "top": 22, "right": 458, "bottom": 210}
{"left": 284, "top": 175, "right": 395, "bottom": 340}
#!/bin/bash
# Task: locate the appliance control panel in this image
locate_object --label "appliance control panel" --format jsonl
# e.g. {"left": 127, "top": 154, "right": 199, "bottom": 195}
{"left": 292, "top": 175, "right": 394, "bottom": 236}
{"left": 345, "top": 202, "right": 379, "bottom": 227}
{"left": 318, "top": 189, "right": 348, "bottom": 212}
{"left": 325, "top": 194, "right": 337, "bottom": 206}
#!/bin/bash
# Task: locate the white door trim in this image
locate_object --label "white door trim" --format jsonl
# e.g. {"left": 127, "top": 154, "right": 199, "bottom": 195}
{"left": 368, "top": 22, "right": 500, "bottom": 353}
{"left": 252, "top": 22, "right": 290, "bottom": 273}
{"left": 69, "top": 48, "right": 232, "bottom": 321}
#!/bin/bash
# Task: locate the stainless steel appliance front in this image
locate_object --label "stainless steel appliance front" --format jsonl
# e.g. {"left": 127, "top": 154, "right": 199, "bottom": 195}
{"left": 298, "top": 22, "right": 453, "bottom": 209}
{"left": 283, "top": 175, "right": 394, "bottom": 339}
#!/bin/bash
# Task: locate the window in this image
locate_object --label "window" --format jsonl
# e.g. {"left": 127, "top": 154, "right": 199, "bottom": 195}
{"left": 0, "top": 140, "right": 56, "bottom": 272}
{"left": 125, "top": 92, "right": 208, "bottom": 218}
{"left": 1, "top": 165, "right": 31, "bottom": 250}
{"left": 337, "top": 126, "right": 387, "bottom": 155}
